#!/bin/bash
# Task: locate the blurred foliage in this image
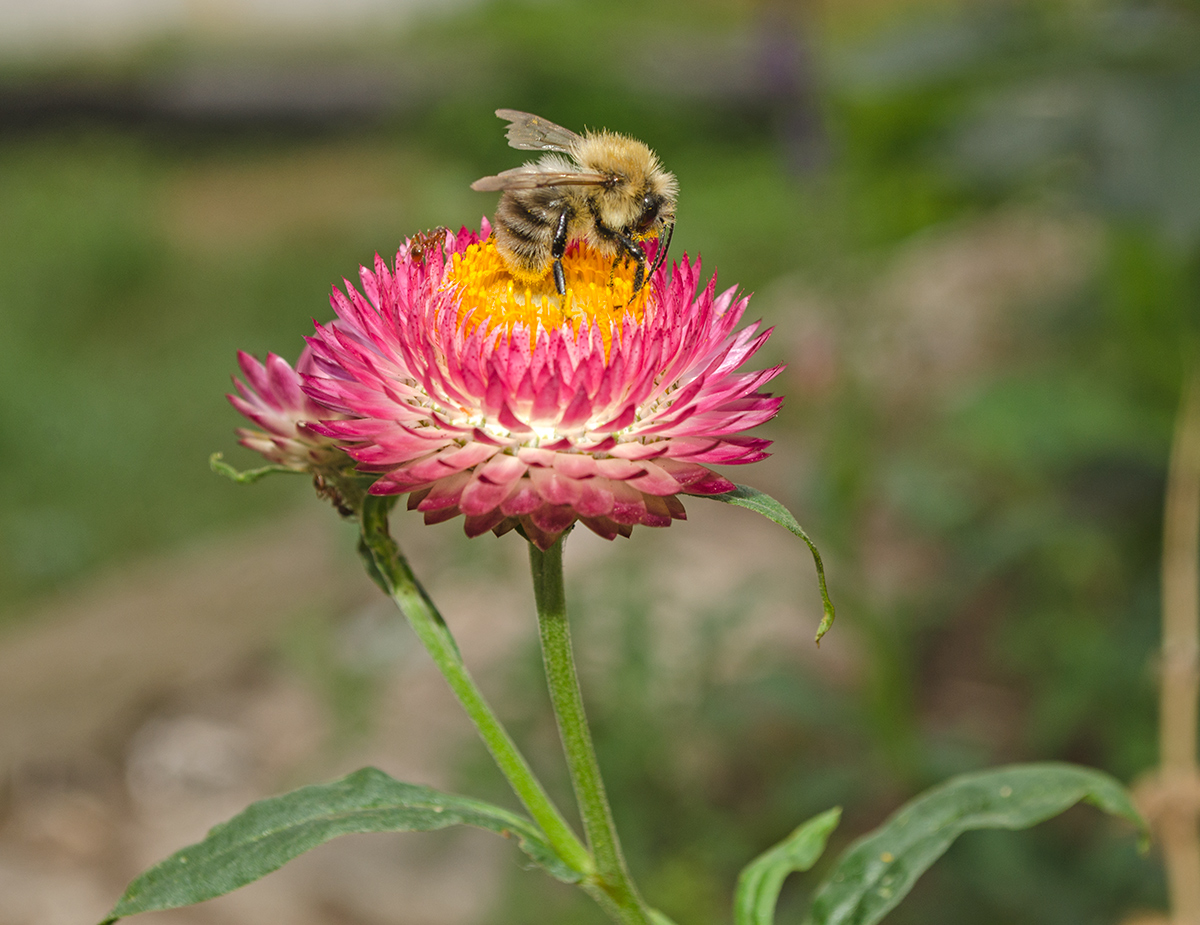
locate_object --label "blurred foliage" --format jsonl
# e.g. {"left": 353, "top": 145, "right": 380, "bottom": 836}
{"left": 447, "top": 1, "right": 1198, "bottom": 922}
{"left": 3, "top": 0, "right": 1199, "bottom": 921}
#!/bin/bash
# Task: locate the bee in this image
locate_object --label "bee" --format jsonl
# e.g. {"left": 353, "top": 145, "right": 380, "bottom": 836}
{"left": 471, "top": 109, "right": 678, "bottom": 296}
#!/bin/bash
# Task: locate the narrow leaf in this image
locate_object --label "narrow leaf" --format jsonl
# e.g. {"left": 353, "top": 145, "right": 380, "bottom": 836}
{"left": 210, "top": 451, "right": 306, "bottom": 484}
{"left": 736, "top": 807, "right": 841, "bottom": 925}
{"left": 706, "top": 484, "right": 836, "bottom": 642}
{"left": 101, "top": 766, "right": 581, "bottom": 924}
{"left": 805, "top": 763, "right": 1145, "bottom": 925}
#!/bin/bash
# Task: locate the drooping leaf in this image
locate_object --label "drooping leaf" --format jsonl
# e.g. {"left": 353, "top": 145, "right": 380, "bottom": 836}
{"left": 804, "top": 763, "right": 1145, "bottom": 925}
{"left": 209, "top": 451, "right": 306, "bottom": 484}
{"left": 100, "top": 766, "right": 582, "bottom": 924}
{"left": 735, "top": 808, "right": 842, "bottom": 925}
{"left": 706, "top": 484, "right": 836, "bottom": 642}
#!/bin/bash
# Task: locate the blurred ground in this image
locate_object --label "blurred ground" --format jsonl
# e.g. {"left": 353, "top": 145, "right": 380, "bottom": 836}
{"left": 0, "top": 495, "right": 840, "bottom": 925}
{"left": 0, "top": 507, "right": 524, "bottom": 925}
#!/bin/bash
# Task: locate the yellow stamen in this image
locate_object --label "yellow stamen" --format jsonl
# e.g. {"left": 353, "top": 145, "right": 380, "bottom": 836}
{"left": 445, "top": 240, "right": 650, "bottom": 352}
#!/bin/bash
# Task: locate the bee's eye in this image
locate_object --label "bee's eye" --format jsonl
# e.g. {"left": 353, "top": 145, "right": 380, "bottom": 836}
{"left": 635, "top": 194, "right": 660, "bottom": 232}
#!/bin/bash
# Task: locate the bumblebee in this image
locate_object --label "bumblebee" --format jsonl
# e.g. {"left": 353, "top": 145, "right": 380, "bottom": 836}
{"left": 471, "top": 109, "right": 678, "bottom": 296}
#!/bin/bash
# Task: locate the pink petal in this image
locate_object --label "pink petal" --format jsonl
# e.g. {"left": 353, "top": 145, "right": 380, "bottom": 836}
{"left": 416, "top": 470, "right": 472, "bottom": 511}
{"left": 464, "top": 507, "right": 509, "bottom": 538}
{"left": 529, "top": 504, "right": 578, "bottom": 535}
{"left": 500, "top": 479, "right": 543, "bottom": 516}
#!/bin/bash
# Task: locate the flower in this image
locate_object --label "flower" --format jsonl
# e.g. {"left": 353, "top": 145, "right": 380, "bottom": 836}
{"left": 227, "top": 348, "right": 347, "bottom": 472}
{"left": 302, "top": 222, "right": 783, "bottom": 549}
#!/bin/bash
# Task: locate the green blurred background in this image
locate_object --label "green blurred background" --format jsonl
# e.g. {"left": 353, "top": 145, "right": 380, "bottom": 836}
{"left": 3, "top": 0, "right": 1198, "bottom": 921}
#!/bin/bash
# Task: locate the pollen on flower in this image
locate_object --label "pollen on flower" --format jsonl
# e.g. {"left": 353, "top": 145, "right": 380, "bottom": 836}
{"left": 446, "top": 239, "right": 649, "bottom": 348}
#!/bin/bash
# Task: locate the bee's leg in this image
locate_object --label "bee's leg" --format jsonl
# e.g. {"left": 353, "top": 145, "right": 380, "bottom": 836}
{"left": 551, "top": 209, "right": 571, "bottom": 295}
{"left": 613, "top": 233, "right": 648, "bottom": 294}
{"left": 647, "top": 221, "right": 674, "bottom": 279}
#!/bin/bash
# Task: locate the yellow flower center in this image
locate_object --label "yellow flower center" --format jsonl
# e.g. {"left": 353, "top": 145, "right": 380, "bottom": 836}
{"left": 445, "top": 239, "right": 650, "bottom": 349}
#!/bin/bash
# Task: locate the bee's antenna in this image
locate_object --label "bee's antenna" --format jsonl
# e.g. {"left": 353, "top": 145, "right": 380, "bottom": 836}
{"left": 648, "top": 221, "right": 674, "bottom": 280}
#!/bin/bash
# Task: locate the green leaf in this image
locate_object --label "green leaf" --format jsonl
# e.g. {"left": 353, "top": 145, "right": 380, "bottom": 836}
{"left": 736, "top": 808, "right": 842, "bottom": 925}
{"left": 706, "top": 484, "right": 837, "bottom": 642}
{"left": 100, "top": 767, "right": 582, "bottom": 924}
{"left": 209, "top": 451, "right": 306, "bottom": 484}
{"left": 804, "top": 763, "right": 1145, "bottom": 925}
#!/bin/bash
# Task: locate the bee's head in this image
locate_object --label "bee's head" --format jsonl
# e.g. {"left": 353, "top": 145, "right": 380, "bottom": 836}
{"left": 580, "top": 132, "right": 677, "bottom": 234}
{"left": 632, "top": 167, "right": 678, "bottom": 238}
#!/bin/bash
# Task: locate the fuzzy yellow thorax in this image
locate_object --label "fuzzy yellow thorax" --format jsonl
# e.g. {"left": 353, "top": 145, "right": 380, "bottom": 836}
{"left": 446, "top": 240, "right": 649, "bottom": 347}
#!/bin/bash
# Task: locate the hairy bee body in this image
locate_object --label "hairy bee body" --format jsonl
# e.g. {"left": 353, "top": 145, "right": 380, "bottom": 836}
{"left": 472, "top": 111, "right": 678, "bottom": 295}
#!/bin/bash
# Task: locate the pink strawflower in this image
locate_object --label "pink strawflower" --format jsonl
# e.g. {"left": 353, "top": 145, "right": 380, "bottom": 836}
{"left": 228, "top": 348, "right": 347, "bottom": 471}
{"left": 302, "top": 222, "right": 783, "bottom": 549}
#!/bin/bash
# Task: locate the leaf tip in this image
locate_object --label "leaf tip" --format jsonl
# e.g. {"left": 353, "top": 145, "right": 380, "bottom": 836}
{"left": 701, "top": 484, "right": 838, "bottom": 645}
{"left": 813, "top": 605, "right": 835, "bottom": 645}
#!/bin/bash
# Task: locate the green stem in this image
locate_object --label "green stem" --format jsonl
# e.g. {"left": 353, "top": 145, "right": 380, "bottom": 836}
{"left": 358, "top": 497, "right": 592, "bottom": 879}
{"left": 529, "top": 535, "right": 652, "bottom": 925}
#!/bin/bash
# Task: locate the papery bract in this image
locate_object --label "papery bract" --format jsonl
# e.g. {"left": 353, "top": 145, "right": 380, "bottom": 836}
{"left": 301, "top": 222, "right": 783, "bottom": 549}
{"left": 228, "top": 348, "right": 349, "bottom": 471}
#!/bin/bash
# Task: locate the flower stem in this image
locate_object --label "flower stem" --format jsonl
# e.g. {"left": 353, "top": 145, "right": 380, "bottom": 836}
{"left": 358, "top": 497, "right": 593, "bottom": 879}
{"left": 529, "top": 536, "right": 652, "bottom": 925}
{"left": 1159, "top": 370, "right": 1200, "bottom": 922}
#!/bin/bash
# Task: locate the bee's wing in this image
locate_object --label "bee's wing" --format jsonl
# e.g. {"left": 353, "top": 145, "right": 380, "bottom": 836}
{"left": 495, "top": 109, "right": 582, "bottom": 153}
{"left": 471, "top": 165, "right": 609, "bottom": 191}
